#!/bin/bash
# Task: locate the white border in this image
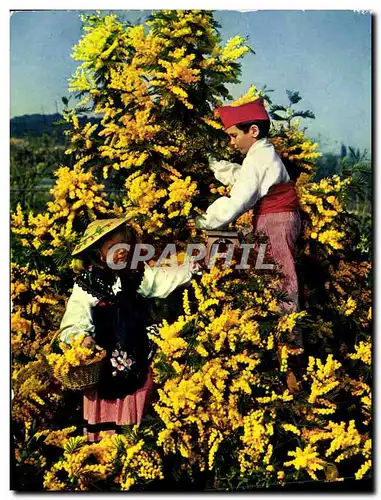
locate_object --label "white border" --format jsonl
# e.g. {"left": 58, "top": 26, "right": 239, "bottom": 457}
{"left": 3, "top": 2, "right": 377, "bottom": 498}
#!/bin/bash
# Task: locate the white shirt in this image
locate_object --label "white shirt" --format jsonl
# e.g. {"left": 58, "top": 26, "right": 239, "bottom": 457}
{"left": 195, "top": 138, "right": 290, "bottom": 230}
{"left": 59, "top": 262, "right": 195, "bottom": 344}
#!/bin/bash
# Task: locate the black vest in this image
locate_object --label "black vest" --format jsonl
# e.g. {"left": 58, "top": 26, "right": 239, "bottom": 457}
{"left": 76, "top": 267, "right": 149, "bottom": 400}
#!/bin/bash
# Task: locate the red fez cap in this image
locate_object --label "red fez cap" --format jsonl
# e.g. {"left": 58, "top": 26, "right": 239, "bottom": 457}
{"left": 215, "top": 98, "right": 270, "bottom": 130}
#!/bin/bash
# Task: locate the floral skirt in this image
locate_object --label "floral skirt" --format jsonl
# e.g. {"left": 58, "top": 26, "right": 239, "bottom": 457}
{"left": 83, "top": 369, "right": 155, "bottom": 442}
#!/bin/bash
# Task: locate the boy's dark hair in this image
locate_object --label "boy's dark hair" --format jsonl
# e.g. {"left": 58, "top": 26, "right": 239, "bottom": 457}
{"left": 236, "top": 120, "right": 270, "bottom": 139}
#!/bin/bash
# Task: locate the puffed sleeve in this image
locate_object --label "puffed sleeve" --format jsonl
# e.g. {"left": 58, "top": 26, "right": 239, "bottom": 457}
{"left": 209, "top": 158, "right": 242, "bottom": 186}
{"left": 137, "top": 261, "right": 194, "bottom": 299}
{"left": 59, "top": 284, "right": 100, "bottom": 344}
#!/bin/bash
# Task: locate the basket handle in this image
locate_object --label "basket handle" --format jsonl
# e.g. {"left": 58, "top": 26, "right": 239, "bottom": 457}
{"left": 49, "top": 330, "right": 62, "bottom": 349}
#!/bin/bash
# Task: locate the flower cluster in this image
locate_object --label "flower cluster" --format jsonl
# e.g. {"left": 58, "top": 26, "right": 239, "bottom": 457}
{"left": 348, "top": 341, "right": 371, "bottom": 366}
{"left": 11, "top": 163, "right": 110, "bottom": 256}
{"left": 304, "top": 355, "right": 342, "bottom": 405}
{"left": 297, "top": 175, "right": 351, "bottom": 253}
{"left": 46, "top": 333, "right": 106, "bottom": 380}
{"left": 42, "top": 427, "right": 163, "bottom": 491}
{"left": 163, "top": 175, "right": 199, "bottom": 219}
{"left": 231, "top": 85, "right": 262, "bottom": 107}
{"left": 150, "top": 265, "right": 307, "bottom": 480}
{"left": 271, "top": 121, "right": 321, "bottom": 172}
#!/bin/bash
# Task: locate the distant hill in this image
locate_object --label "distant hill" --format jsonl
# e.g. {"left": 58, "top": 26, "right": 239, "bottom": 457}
{"left": 10, "top": 113, "right": 101, "bottom": 142}
{"left": 10, "top": 113, "right": 69, "bottom": 141}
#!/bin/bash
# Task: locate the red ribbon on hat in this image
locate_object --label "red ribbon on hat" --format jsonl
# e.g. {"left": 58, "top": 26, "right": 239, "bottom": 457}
{"left": 215, "top": 98, "right": 270, "bottom": 130}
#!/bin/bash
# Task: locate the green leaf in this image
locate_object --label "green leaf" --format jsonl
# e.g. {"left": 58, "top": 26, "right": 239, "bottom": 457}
{"left": 269, "top": 103, "right": 287, "bottom": 113}
{"left": 269, "top": 104, "right": 287, "bottom": 121}
{"left": 291, "top": 110, "right": 315, "bottom": 120}
{"left": 64, "top": 436, "right": 86, "bottom": 454}
{"left": 269, "top": 112, "right": 286, "bottom": 121}
{"left": 120, "top": 424, "right": 136, "bottom": 438}
{"left": 324, "top": 462, "right": 339, "bottom": 481}
{"left": 286, "top": 89, "right": 302, "bottom": 104}
{"left": 52, "top": 245, "right": 72, "bottom": 268}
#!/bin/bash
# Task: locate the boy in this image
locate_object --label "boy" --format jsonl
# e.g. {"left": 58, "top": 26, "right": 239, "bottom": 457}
{"left": 195, "top": 98, "right": 301, "bottom": 315}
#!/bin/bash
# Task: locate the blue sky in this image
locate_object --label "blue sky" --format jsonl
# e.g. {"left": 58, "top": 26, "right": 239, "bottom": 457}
{"left": 10, "top": 10, "right": 371, "bottom": 154}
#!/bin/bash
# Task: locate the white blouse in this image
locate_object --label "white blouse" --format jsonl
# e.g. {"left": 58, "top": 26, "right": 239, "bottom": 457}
{"left": 59, "top": 262, "right": 195, "bottom": 344}
{"left": 195, "top": 138, "right": 290, "bottom": 230}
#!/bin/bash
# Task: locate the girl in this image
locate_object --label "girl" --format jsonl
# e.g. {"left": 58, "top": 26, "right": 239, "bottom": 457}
{"left": 60, "top": 217, "right": 195, "bottom": 442}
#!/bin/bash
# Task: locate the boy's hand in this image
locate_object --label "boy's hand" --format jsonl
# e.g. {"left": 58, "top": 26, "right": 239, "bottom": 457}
{"left": 189, "top": 259, "right": 206, "bottom": 275}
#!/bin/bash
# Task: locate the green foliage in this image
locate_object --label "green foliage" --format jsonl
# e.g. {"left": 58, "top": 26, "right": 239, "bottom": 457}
{"left": 269, "top": 90, "right": 315, "bottom": 126}
{"left": 10, "top": 135, "right": 66, "bottom": 212}
{"left": 340, "top": 146, "right": 372, "bottom": 256}
{"left": 314, "top": 153, "right": 340, "bottom": 180}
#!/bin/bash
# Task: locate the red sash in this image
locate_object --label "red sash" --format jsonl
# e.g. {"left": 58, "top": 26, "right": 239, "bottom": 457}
{"left": 254, "top": 181, "right": 299, "bottom": 215}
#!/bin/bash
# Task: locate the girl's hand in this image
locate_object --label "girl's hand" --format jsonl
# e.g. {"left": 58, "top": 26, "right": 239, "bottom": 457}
{"left": 186, "top": 219, "right": 196, "bottom": 231}
{"left": 82, "top": 336, "right": 96, "bottom": 348}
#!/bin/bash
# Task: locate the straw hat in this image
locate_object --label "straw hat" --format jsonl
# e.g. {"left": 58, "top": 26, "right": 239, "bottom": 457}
{"left": 72, "top": 216, "right": 134, "bottom": 256}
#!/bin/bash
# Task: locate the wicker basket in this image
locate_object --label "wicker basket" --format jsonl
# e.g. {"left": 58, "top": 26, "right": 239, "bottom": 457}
{"left": 44, "top": 332, "right": 106, "bottom": 391}
{"left": 52, "top": 354, "right": 106, "bottom": 391}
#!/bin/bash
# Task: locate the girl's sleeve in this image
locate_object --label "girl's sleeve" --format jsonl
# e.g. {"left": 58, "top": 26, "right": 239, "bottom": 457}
{"left": 59, "top": 284, "right": 100, "bottom": 344}
{"left": 137, "top": 261, "right": 195, "bottom": 299}
{"left": 209, "top": 158, "right": 242, "bottom": 186}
